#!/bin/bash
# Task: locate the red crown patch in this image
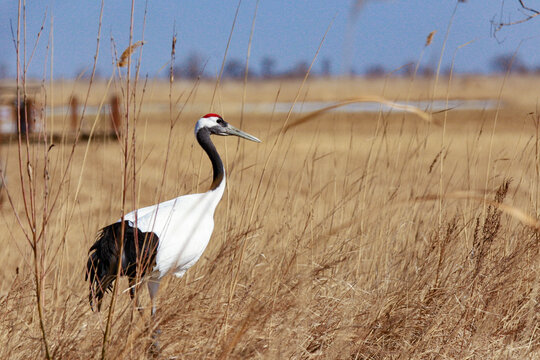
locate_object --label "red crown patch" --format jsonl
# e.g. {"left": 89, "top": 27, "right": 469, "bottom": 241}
{"left": 203, "top": 113, "right": 221, "bottom": 119}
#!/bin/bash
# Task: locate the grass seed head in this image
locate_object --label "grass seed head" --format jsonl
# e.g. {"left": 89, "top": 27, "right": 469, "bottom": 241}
{"left": 118, "top": 40, "right": 145, "bottom": 67}
{"left": 425, "top": 31, "right": 436, "bottom": 47}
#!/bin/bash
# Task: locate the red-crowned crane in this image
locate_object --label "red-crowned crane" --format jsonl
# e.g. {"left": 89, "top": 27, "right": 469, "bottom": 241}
{"left": 86, "top": 114, "right": 260, "bottom": 318}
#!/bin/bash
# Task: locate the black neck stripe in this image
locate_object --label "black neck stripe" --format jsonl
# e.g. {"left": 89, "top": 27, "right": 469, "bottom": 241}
{"left": 196, "top": 128, "right": 224, "bottom": 191}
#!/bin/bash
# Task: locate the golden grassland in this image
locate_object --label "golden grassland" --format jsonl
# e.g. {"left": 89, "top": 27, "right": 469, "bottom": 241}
{"left": 0, "top": 77, "right": 539, "bottom": 358}
{"left": 4, "top": 74, "right": 540, "bottom": 108}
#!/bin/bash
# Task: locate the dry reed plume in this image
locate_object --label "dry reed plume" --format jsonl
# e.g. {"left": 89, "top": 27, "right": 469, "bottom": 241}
{"left": 425, "top": 30, "right": 436, "bottom": 47}
{"left": 118, "top": 41, "right": 145, "bottom": 67}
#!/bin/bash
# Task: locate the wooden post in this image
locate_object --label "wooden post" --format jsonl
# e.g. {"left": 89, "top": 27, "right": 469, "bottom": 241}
{"left": 17, "top": 97, "right": 34, "bottom": 135}
{"left": 110, "top": 95, "right": 122, "bottom": 135}
{"left": 69, "top": 95, "right": 79, "bottom": 132}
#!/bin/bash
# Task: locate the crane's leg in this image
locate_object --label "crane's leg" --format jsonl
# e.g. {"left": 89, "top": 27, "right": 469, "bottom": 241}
{"left": 128, "top": 277, "right": 144, "bottom": 317}
{"left": 147, "top": 277, "right": 161, "bottom": 355}
{"left": 147, "top": 277, "right": 160, "bottom": 317}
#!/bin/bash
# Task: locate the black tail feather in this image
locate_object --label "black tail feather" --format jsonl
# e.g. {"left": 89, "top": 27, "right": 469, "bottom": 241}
{"left": 86, "top": 220, "right": 159, "bottom": 311}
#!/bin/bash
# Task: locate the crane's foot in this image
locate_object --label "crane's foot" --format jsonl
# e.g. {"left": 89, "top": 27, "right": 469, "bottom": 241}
{"left": 148, "top": 328, "right": 161, "bottom": 358}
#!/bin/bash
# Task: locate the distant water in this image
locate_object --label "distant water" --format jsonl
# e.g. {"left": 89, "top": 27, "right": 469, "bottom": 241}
{"left": 37, "top": 99, "right": 499, "bottom": 117}
{"left": 0, "top": 105, "right": 14, "bottom": 133}
{"left": 0, "top": 100, "right": 497, "bottom": 135}
{"left": 244, "top": 99, "right": 499, "bottom": 114}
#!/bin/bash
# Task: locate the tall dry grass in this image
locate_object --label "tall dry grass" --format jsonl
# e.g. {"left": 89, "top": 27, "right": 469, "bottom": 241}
{"left": 1, "top": 2, "right": 539, "bottom": 358}
{"left": 1, "top": 100, "right": 539, "bottom": 358}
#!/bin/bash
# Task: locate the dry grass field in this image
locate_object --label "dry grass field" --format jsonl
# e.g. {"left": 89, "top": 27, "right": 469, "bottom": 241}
{"left": 0, "top": 77, "right": 539, "bottom": 358}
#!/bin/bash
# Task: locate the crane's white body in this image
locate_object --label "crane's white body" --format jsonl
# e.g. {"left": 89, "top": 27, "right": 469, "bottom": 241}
{"left": 87, "top": 114, "right": 259, "bottom": 324}
{"left": 123, "top": 177, "right": 226, "bottom": 279}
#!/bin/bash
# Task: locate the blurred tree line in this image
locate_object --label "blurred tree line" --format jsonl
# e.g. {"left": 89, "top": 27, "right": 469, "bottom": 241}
{"left": 171, "top": 52, "right": 331, "bottom": 80}
{"left": 0, "top": 51, "right": 538, "bottom": 80}
{"left": 167, "top": 51, "right": 540, "bottom": 81}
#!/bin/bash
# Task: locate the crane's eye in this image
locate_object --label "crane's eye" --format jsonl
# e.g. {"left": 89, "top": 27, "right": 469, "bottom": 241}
{"left": 217, "top": 118, "right": 226, "bottom": 126}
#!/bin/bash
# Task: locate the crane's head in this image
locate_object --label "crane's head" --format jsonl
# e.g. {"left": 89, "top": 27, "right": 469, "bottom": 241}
{"left": 195, "top": 113, "right": 261, "bottom": 142}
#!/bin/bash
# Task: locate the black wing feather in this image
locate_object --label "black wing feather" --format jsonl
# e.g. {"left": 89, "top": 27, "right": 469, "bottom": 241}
{"left": 86, "top": 220, "right": 159, "bottom": 311}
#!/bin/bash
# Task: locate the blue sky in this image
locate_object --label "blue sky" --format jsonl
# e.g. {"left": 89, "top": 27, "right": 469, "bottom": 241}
{"left": 1, "top": 0, "right": 540, "bottom": 78}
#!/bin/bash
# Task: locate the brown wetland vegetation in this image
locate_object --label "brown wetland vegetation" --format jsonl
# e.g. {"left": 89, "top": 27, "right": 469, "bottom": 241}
{"left": 0, "top": 76, "right": 539, "bottom": 359}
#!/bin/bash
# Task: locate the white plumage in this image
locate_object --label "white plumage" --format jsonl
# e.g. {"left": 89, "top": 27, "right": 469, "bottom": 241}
{"left": 86, "top": 113, "right": 260, "bottom": 318}
{"left": 123, "top": 177, "right": 225, "bottom": 279}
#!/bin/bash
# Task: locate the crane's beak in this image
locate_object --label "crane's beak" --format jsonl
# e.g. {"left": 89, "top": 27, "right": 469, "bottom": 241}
{"left": 226, "top": 125, "right": 261, "bottom": 143}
